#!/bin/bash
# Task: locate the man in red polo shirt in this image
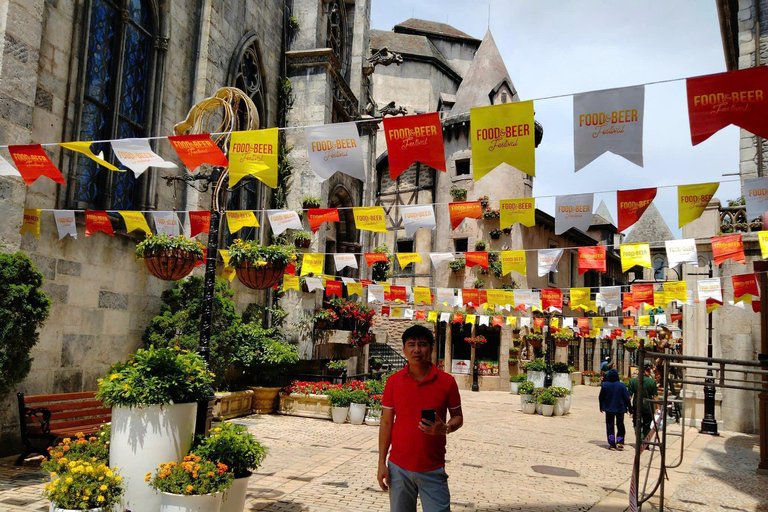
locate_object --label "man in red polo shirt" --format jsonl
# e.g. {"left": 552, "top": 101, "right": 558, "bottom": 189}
{"left": 377, "top": 324, "right": 463, "bottom": 512}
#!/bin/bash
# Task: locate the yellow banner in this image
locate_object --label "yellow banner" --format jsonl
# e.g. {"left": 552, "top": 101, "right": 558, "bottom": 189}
{"left": 639, "top": 315, "right": 651, "bottom": 326}
{"left": 505, "top": 291, "right": 515, "bottom": 308}
{"left": 397, "top": 253, "right": 422, "bottom": 268}
{"left": 218, "top": 249, "right": 235, "bottom": 282}
{"left": 301, "top": 253, "right": 324, "bottom": 276}
{"left": 413, "top": 286, "right": 432, "bottom": 305}
{"left": 500, "top": 250, "right": 527, "bottom": 276}
{"left": 465, "top": 314, "right": 476, "bottom": 325}
{"left": 664, "top": 281, "right": 687, "bottom": 303}
{"left": 228, "top": 128, "right": 278, "bottom": 188}
{"left": 219, "top": 249, "right": 232, "bottom": 267}
{"left": 654, "top": 291, "right": 667, "bottom": 307}
{"left": 427, "top": 311, "right": 438, "bottom": 323}
{"left": 706, "top": 301, "right": 721, "bottom": 314}
{"left": 60, "top": 141, "right": 120, "bottom": 171}
{"left": 592, "top": 317, "right": 603, "bottom": 328}
{"left": 570, "top": 288, "right": 591, "bottom": 310}
{"left": 760, "top": 231, "right": 768, "bottom": 259}
{"left": 347, "top": 282, "right": 363, "bottom": 297}
{"left": 506, "top": 316, "right": 516, "bottom": 326}
{"left": 226, "top": 210, "right": 259, "bottom": 234}
{"left": 471, "top": 100, "right": 535, "bottom": 181}
{"left": 499, "top": 198, "right": 535, "bottom": 228}
{"left": 19, "top": 209, "right": 41, "bottom": 238}
{"left": 486, "top": 289, "right": 505, "bottom": 306}
{"left": 590, "top": 328, "right": 601, "bottom": 338}
{"left": 623, "top": 329, "right": 632, "bottom": 339}
{"left": 353, "top": 206, "right": 387, "bottom": 233}
{"left": 620, "top": 243, "right": 651, "bottom": 272}
{"left": 678, "top": 182, "right": 719, "bottom": 228}
{"left": 392, "top": 307, "right": 402, "bottom": 318}
{"left": 551, "top": 318, "right": 559, "bottom": 328}
{"left": 119, "top": 211, "right": 151, "bottom": 234}
{"left": 282, "top": 274, "right": 300, "bottom": 292}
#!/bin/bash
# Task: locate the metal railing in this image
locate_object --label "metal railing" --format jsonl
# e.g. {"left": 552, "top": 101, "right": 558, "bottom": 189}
{"left": 369, "top": 343, "right": 407, "bottom": 372}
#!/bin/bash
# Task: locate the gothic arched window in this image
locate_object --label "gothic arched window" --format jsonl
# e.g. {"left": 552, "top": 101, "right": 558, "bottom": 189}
{"left": 69, "top": 0, "right": 162, "bottom": 210}
{"left": 653, "top": 254, "right": 667, "bottom": 280}
{"left": 326, "top": 0, "right": 349, "bottom": 79}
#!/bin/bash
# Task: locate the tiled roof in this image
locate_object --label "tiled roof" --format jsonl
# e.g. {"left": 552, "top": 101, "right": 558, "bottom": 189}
{"left": 624, "top": 202, "right": 675, "bottom": 244}
{"left": 370, "top": 30, "right": 459, "bottom": 80}
{"left": 393, "top": 18, "right": 480, "bottom": 43}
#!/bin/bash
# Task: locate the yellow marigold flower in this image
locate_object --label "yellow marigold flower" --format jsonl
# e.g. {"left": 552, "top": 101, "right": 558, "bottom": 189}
{"left": 214, "top": 427, "right": 222, "bottom": 432}
{"left": 145, "top": 473, "right": 151, "bottom": 482}
{"left": 50, "top": 472, "right": 57, "bottom": 478}
{"left": 100, "top": 485, "right": 107, "bottom": 491}
{"left": 122, "top": 384, "right": 129, "bottom": 391}
{"left": 106, "top": 470, "right": 113, "bottom": 478}
{"left": 115, "top": 475, "right": 122, "bottom": 483}
{"left": 66, "top": 477, "right": 73, "bottom": 484}
{"left": 97, "top": 496, "right": 105, "bottom": 503}
{"left": 82, "top": 496, "right": 89, "bottom": 501}
{"left": 98, "top": 476, "right": 104, "bottom": 481}
{"left": 209, "top": 372, "right": 216, "bottom": 377}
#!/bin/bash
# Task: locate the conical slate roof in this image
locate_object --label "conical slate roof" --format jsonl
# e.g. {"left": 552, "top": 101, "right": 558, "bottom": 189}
{"left": 451, "top": 30, "right": 517, "bottom": 115}
{"left": 592, "top": 200, "right": 615, "bottom": 226}
{"left": 624, "top": 202, "right": 675, "bottom": 244}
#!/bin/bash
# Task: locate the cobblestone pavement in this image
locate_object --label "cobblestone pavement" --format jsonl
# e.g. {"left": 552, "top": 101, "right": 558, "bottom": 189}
{"left": 0, "top": 386, "right": 766, "bottom": 511}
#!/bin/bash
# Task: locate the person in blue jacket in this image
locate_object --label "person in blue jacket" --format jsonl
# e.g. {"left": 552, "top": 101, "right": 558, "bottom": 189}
{"left": 599, "top": 368, "right": 631, "bottom": 451}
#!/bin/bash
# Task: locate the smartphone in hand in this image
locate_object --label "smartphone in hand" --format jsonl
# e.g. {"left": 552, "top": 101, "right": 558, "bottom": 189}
{"left": 421, "top": 409, "right": 436, "bottom": 424}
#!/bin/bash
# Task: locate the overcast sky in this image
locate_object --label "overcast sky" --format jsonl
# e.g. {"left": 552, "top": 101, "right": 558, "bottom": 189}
{"left": 371, "top": 1, "right": 740, "bottom": 238}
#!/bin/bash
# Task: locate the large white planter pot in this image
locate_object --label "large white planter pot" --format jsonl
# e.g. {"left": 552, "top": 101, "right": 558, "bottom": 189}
{"left": 521, "top": 401, "right": 536, "bottom": 414}
{"left": 110, "top": 403, "right": 197, "bottom": 512}
{"left": 540, "top": 404, "right": 554, "bottom": 417}
{"left": 510, "top": 382, "right": 520, "bottom": 394}
{"left": 52, "top": 508, "right": 103, "bottom": 512}
{"left": 564, "top": 395, "right": 572, "bottom": 414}
{"left": 160, "top": 491, "right": 223, "bottom": 512}
{"left": 221, "top": 474, "right": 249, "bottom": 512}
{"left": 349, "top": 403, "right": 366, "bottom": 425}
{"left": 331, "top": 406, "right": 349, "bottom": 424}
{"left": 520, "top": 394, "right": 532, "bottom": 411}
{"left": 552, "top": 373, "right": 573, "bottom": 391}
{"left": 535, "top": 402, "right": 542, "bottom": 415}
{"left": 553, "top": 398, "right": 566, "bottom": 416}
{"left": 583, "top": 375, "right": 591, "bottom": 386}
{"left": 365, "top": 412, "right": 381, "bottom": 426}
{"left": 527, "top": 371, "right": 546, "bottom": 388}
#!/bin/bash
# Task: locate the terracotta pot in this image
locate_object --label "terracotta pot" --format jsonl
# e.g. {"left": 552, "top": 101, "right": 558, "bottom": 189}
{"left": 294, "top": 238, "right": 311, "bottom": 249}
{"left": 555, "top": 340, "right": 570, "bottom": 348}
{"left": 248, "top": 386, "right": 282, "bottom": 414}
{"left": 236, "top": 261, "right": 287, "bottom": 290}
{"left": 143, "top": 250, "right": 199, "bottom": 281}
{"left": 528, "top": 339, "right": 542, "bottom": 348}
{"left": 625, "top": 346, "right": 637, "bottom": 353}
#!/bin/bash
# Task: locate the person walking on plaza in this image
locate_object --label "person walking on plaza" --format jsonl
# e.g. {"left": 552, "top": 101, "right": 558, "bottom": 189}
{"left": 599, "top": 367, "right": 631, "bottom": 450}
{"left": 378, "top": 325, "right": 464, "bottom": 512}
{"left": 600, "top": 356, "right": 612, "bottom": 381}
{"left": 628, "top": 362, "right": 659, "bottom": 439}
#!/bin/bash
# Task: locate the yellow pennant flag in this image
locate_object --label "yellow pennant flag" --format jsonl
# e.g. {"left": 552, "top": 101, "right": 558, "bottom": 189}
{"left": 570, "top": 288, "right": 591, "bottom": 310}
{"left": 218, "top": 249, "right": 236, "bottom": 282}
{"left": 760, "top": 231, "right": 768, "bottom": 259}
{"left": 60, "top": 141, "right": 120, "bottom": 171}
{"left": 19, "top": 209, "right": 41, "bottom": 238}
{"left": 414, "top": 286, "right": 432, "bottom": 305}
{"left": 678, "top": 182, "right": 719, "bottom": 228}
{"left": 486, "top": 289, "right": 505, "bottom": 306}
{"left": 397, "top": 253, "right": 422, "bottom": 268}
{"left": 383, "top": 283, "right": 391, "bottom": 293}
{"left": 551, "top": 318, "right": 559, "bottom": 328}
{"left": 706, "top": 301, "right": 721, "bottom": 314}
{"left": 471, "top": 100, "right": 535, "bottom": 181}
{"left": 282, "top": 274, "right": 300, "bottom": 292}
{"left": 347, "top": 282, "right": 364, "bottom": 297}
{"left": 623, "top": 329, "right": 632, "bottom": 339}
{"left": 664, "top": 281, "right": 687, "bottom": 303}
{"left": 219, "top": 249, "right": 232, "bottom": 267}
{"left": 427, "top": 311, "right": 438, "bottom": 323}
{"left": 228, "top": 128, "right": 279, "bottom": 188}
{"left": 506, "top": 316, "right": 517, "bottom": 326}
{"left": 501, "top": 250, "right": 527, "bottom": 276}
{"left": 735, "top": 293, "right": 753, "bottom": 305}
{"left": 465, "top": 314, "right": 476, "bottom": 325}
{"left": 639, "top": 315, "right": 651, "bottom": 326}
{"left": 119, "top": 211, "right": 151, "bottom": 234}
{"left": 353, "top": 206, "right": 387, "bottom": 232}
{"left": 587, "top": 301, "right": 599, "bottom": 313}
{"left": 504, "top": 291, "right": 516, "bottom": 308}
{"left": 301, "top": 253, "right": 324, "bottom": 276}
{"left": 592, "top": 317, "right": 604, "bottom": 328}
{"left": 590, "top": 328, "right": 601, "bottom": 338}
{"left": 653, "top": 291, "right": 667, "bottom": 307}
{"left": 499, "top": 198, "right": 535, "bottom": 228}
{"left": 226, "top": 210, "right": 259, "bottom": 234}
{"left": 392, "top": 307, "right": 402, "bottom": 318}
{"left": 620, "top": 243, "right": 651, "bottom": 272}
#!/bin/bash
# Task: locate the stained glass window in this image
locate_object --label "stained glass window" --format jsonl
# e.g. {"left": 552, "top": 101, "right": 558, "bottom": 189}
{"left": 72, "top": 0, "right": 157, "bottom": 210}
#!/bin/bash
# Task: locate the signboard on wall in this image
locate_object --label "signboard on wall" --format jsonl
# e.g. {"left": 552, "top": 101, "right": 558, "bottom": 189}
{"left": 451, "top": 359, "right": 471, "bottom": 375}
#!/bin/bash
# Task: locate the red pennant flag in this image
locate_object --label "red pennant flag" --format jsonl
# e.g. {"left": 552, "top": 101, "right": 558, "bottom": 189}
{"left": 623, "top": 292, "right": 636, "bottom": 312}
{"left": 361, "top": 279, "right": 373, "bottom": 286}
{"left": 578, "top": 246, "right": 606, "bottom": 275}
{"left": 168, "top": 134, "right": 229, "bottom": 171}
{"left": 307, "top": 208, "right": 340, "bottom": 233}
{"left": 465, "top": 251, "right": 489, "bottom": 270}
{"left": 415, "top": 310, "right": 426, "bottom": 321}
{"left": 711, "top": 234, "right": 745, "bottom": 266}
{"left": 384, "top": 289, "right": 392, "bottom": 301}
{"left": 479, "top": 290, "right": 488, "bottom": 305}
{"left": 577, "top": 317, "right": 589, "bottom": 329}
{"left": 195, "top": 248, "right": 208, "bottom": 267}
{"left": 390, "top": 286, "right": 407, "bottom": 302}
{"left": 631, "top": 284, "right": 654, "bottom": 308}
{"left": 188, "top": 211, "right": 211, "bottom": 237}
{"left": 580, "top": 327, "right": 590, "bottom": 337}
{"left": 492, "top": 316, "right": 503, "bottom": 327}
{"left": 753, "top": 300, "right": 762, "bottom": 313}
{"left": 284, "top": 263, "right": 296, "bottom": 276}
{"left": 613, "top": 329, "right": 623, "bottom": 339}
{"left": 623, "top": 316, "right": 635, "bottom": 327}
{"left": 452, "top": 313, "right": 464, "bottom": 324}
{"left": 448, "top": 201, "right": 483, "bottom": 230}
{"left": 326, "top": 280, "right": 343, "bottom": 297}
{"left": 670, "top": 313, "right": 682, "bottom": 323}
{"left": 687, "top": 67, "right": 768, "bottom": 146}
{"left": 534, "top": 317, "right": 545, "bottom": 328}
{"left": 85, "top": 211, "right": 114, "bottom": 237}
{"left": 383, "top": 112, "right": 446, "bottom": 179}
{"left": 365, "top": 252, "right": 389, "bottom": 267}
{"left": 8, "top": 144, "right": 66, "bottom": 186}
{"left": 617, "top": 188, "right": 657, "bottom": 232}
{"left": 381, "top": 306, "right": 391, "bottom": 317}
{"left": 648, "top": 330, "right": 657, "bottom": 339}
{"left": 462, "top": 288, "right": 480, "bottom": 307}
{"left": 542, "top": 288, "right": 563, "bottom": 311}
{"left": 732, "top": 273, "right": 759, "bottom": 300}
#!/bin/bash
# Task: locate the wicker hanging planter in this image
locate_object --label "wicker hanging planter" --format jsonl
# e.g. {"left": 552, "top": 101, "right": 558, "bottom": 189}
{"left": 555, "top": 340, "right": 570, "bottom": 348}
{"left": 143, "top": 250, "right": 199, "bottom": 281}
{"left": 235, "top": 260, "right": 287, "bottom": 290}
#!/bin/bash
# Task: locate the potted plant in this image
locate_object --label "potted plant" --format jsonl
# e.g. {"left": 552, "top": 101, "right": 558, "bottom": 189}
{"left": 301, "top": 195, "right": 321, "bottom": 209}
{"left": 366, "top": 394, "right": 383, "bottom": 426}
{"left": 327, "top": 388, "right": 352, "bottom": 423}
{"left": 293, "top": 230, "right": 312, "bottom": 249}
{"left": 464, "top": 335, "right": 487, "bottom": 348}
{"left": 549, "top": 386, "right": 571, "bottom": 416}
{"left": 643, "top": 338, "right": 655, "bottom": 350}
{"left": 313, "top": 309, "right": 338, "bottom": 330}
{"left": 524, "top": 333, "right": 544, "bottom": 348}
{"left": 474, "top": 240, "right": 486, "bottom": 251}
{"left": 449, "top": 186, "right": 467, "bottom": 202}
{"left": 148, "top": 453, "right": 234, "bottom": 512}
{"left": 522, "top": 396, "right": 537, "bottom": 415}
{"left": 348, "top": 389, "right": 368, "bottom": 425}
{"left": 350, "top": 330, "right": 374, "bottom": 347}
{"left": 508, "top": 357, "right": 519, "bottom": 366}
{"left": 369, "top": 357, "right": 383, "bottom": 371}
{"left": 519, "top": 381, "right": 535, "bottom": 411}
{"left": 553, "top": 331, "right": 574, "bottom": 348}
{"left": 194, "top": 422, "right": 267, "bottom": 512}
{"left": 482, "top": 209, "right": 500, "bottom": 220}
{"left": 97, "top": 347, "right": 213, "bottom": 512}
{"left": 477, "top": 195, "right": 490, "bottom": 208}
{"left": 43, "top": 460, "right": 124, "bottom": 512}
{"left": 509, "top": 375, "right": 526, "bottom": 394}
{"left": 448, "top": 258, "right": 466, "bottom": 273}
{"left": 582, "top": 371, "right": 594, "bottom": 386}
{"left": 41, "top": 429, "right": 111, "bottom": 475}
{"left": 327, "top": 359, "right": 347, "bottom": 376}
{"left": 489, "top": 228, "right": 503, "bottom": 240}
{"left": 590, "top": 373, "right": 602, "bottom": 386}
{"left": 624, "top": 339, "right": 638, "bottom": 352}
{"left": 136, "top": 233, "right": 205, "bottom": 281}
{"left": 502, "top": 226, "right": 512, "bottom": 234}
{"left": 551, "top": 362, "right": 574, "bottom": 391}
{"left": 473, "top": 278, "right": 485, "bottom": 289}
{"left": 227, "top": 239, "right": 296, "bottom": 290}
{"left": 537, "top": 390, "right": 557, "bottom": 417}
{"left": 523, "top": 358, "right": 547, "bottom": 388}
{"left": 370, "top": 244, "right": 393, "bottom": 282}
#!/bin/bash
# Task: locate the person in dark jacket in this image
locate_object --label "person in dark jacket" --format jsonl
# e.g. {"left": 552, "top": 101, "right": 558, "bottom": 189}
{"left": 599, "top": 368, "right": 631, "bottom": 451}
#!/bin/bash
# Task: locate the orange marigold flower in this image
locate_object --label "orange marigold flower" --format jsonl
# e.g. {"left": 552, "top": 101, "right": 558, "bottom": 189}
{"left": 185, "top": 484, "right": 194, "bottom": 494}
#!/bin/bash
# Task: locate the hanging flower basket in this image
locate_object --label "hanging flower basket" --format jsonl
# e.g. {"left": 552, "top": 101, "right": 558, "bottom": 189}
{"left": 235, "top": 261, "right": 287, "bottom": 290}
{"left": 144, "top": 250, "right": 199, "bottom": 281}
{"left": 524, "top": 334, "right": 543, "bottom": 348}
{"left": 464, "top": 335, "right": 487, "bottom": 348}
{"left": 227, "top": 240, "right": 296, "bottom": 290}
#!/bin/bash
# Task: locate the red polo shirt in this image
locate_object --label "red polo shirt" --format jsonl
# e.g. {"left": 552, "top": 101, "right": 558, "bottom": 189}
{"left": 382, "top": 364, "right": 461, "bottom": 472}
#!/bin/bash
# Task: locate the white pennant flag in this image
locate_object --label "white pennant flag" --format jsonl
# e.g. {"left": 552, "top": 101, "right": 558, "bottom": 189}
{"left": 665, "top": 239, "right": 698, "bottom": 268}
{"left": 514, "top": 289, "right": 535, "bottom": 310}
{"left": 111, "top": 138, "right": 177, "bottom": 177}
{"left": 521, "top": 317, "right": 531, "bottom": 328}
{"left": 440, "top": 312, "right": 451, "bottom": 323}
{"left": 405, "top": 286, "right": 414, "bottom": 304}
{"left": 305, "top": 277, "right": 324, "bottom": 292}
{"left": 454, "top": 290, "right": 463, "bottom": 308}
{"left": 597, "top": 286, "right": 622, "bottom": 312}
{"left": 573, "top": 85, "right": 645, "bottom": 172}
{"left": 478, "top": 315, "right": 489, "bottom": 326}
{"left": 401, "top": 205, "right": 436, "bottom": 237}
{"left": 697, "top": 278, "right": 722, "bottom": 302}
{"left": 404, "top": 308, "right": 414, "bottom": 319}
{"left": 368, "top": 284, "right": 385, "bottom": 303}
{"left": 430, "top": 252, "right": 455, "bottom": 268}
{"left": 672, "top": 331, "right": 681, "bottom": 340}
{"left": 602, "top": 329, "right": 612, "bottom": 338}
{"left": 0, "top": 154, "right": 20, "bottom": 177}
{"left": 152, "top": 211, "right": 180, "bottom": 236}
{"left": 607, "top": 317, "right": 619, "bottom": 328}
{"left": 538, "top": 249, "right": 564, "bottom": 277}
{"left": 334, "top": 253, "right": 358, "bottom": 271}
{"left": 267, "top": 209, "right": 302, "bottom": 235}
{"left": 436, "top": 288, "right": 455, "bottom": 306}
{"left": 304, "top": 122, "right": 365, "bottom": 181}
{"left": 53, "top": 210, "right": 77, "bottom": 239}
{"left": 341, "top": 277, "right": 356, "bottom": 285}
{"left": 655, "top": 314, "right": 667, "bottom": 326}
{"left": 744, "top": 177, "right": 768, "bottom": 221}
{"left": 555, "top": 194, "right": 594, "bottom": 235}
{"left": 563, "top": 317, "right": 574, "bottom": 328}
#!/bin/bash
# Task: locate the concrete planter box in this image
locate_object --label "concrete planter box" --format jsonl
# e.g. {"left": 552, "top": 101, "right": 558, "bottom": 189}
{"left": 213, "top": 390, "right": 254, "bottom": 420}
{"left": 248, "top": 386, "right": 281, "bottom": 414}
{"left": 279, "top": 393, "right": 332, "bottom": 420}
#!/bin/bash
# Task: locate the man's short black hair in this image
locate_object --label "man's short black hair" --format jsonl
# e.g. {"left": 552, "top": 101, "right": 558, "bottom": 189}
{"left": 402, "top": 324, "right": 434, "bottom": 346}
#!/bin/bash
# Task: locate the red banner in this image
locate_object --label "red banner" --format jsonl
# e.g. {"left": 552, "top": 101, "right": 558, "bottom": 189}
{"left": 453, "top": 313, "right": 464, "bottom": 324}
{"left": 365, "top": 252, "right": 389, "bottom": 266}
{"left": 623, "top": 316, "right": 635, "bottom": 327}
{"left": 648, "top": 330, "right": 657, "bottom": 339}
{"left": 284, "top": 263, "right": 296, "bottom": 276}
{"left": 465, "top": 251, "right": 489, "bottom": 270}
{"left": 462, "top": 288, "right": 480, "bottom": 307}
{"left": 711, "top": 234, "right": 745, "bottom": 266}
{"left": 623, "top": 292, "right": 635, "bottom": 312}
{"left": 578, "top": 246, "right": 607, "bottom": 275}
{"left": 168, "top": 134, "right": 229, "bottom": 171}
{"left": 307, "top": 208, "right": 340, "bottom": 233}
{"left": 449, "top": 201, "right": 483, "bottom": 230}
{"left": 195, "top": 249, "right": 207, "bottom": 267}
{"left": 670, "top": 313, "right": 682, "bottom": 323}
{"left": 381, "top": 306, "right": 390, "bottom": 317}
{"left": 8, "top": 144, "right": 66, "bottom": 185}
{"left": 687, "top": 67, "right": 768, "bottom": 145}
{"left": 632, "top": 284, "right": 654, "bottom": 308}
{"left": 85, "top": 211, "right": 114, "bottom": 237}
{"left": 613, "top": 329, "right": 623, "bottom": 339}
{"left": 415, "top": 310, "right": 426, "bottom": 321}
{"left": 390, "top": 286, "right": 407, "bottom": 302}
{"left": 617, "top": 188, "right": 657, "bottom": 232}
{"left": 188, "top": 211, "right": 211, "bottom": 237}
{"left": 492, "top": 316, "right": 503, "bottom": 327}
{"left": 580, "top": 326, "right": 590, "bottom": 337}
{"left": 479, "top": 290, "right": 488, "bottom": 305}
{"left": 732, "top": 273, "right": 759, "bottom": 300}
{"left": 383, "top": 112, "right": 446, "bottom": 179}
{"left": 534, "top": 317, "right": 545, "bottom": 328}
{"left": 325, "top": 280, "right": 342, "bottom": 297}
{"left": 542, "top": 288, "right": 563, "bottom": 310}
{"left": 577, "top": 317, "right": 589, "bottom": 329}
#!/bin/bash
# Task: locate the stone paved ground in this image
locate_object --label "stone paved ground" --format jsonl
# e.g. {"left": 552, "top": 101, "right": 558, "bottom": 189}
{"left": 0, "top": 386, "right": 766, "bottom": 511}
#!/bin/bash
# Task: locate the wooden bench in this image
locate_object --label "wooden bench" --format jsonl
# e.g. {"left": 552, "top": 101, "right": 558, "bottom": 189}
{"left": 16, "top": 391, "right": 111, "bottom": 466}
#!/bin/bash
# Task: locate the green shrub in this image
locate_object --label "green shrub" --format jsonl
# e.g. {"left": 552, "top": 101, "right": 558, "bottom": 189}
{"left": 327, "top": 360, "right": 347, "bottom": 371}
{"left": 509, "top": 375, "right": 527, "bottom": 383}
{"left": 326, "top": 388, "right": 352, "bottom": 407}
{"left": 365, "top": 379, "right": 385, "bottom": 395}
{"left": 552, "top": 362, "right": 571, "bottom": 373}
{"left": 349, "top": 389, "right": 369, "bottom": 404}
{"left": 523, "top": 358, "right": 546, "bottom": 372}
{"left": 226, "top": 323, "right": 299, "bottom": 387}
{"left": 227, "top": 239, "right": 295, "bottom": 267}
{"left": 194, "top": 422, "right": 267, "bottom": 478}
{"left": 549, "top": 386, "right": 571, "bottom": 398}
{"left": 537, "top": 391, "right": 557, "bottom": 405}
{"left": 519, "top": 381, "right": 535, "bottom": 394}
